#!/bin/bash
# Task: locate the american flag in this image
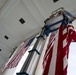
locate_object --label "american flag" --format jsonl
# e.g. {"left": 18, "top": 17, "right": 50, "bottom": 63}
{"left": 5, "top": 37, "right": 35, "bottom": 69}
{"left": 43, "top": 24, "right": 76, "bottom": 75}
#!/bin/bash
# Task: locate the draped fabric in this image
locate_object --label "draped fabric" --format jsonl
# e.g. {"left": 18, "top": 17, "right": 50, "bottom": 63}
{"left": 43, "top": 24, "right": 76, "bottom": 75}
{"left": 5, "top": 37, "right": 35, "bottom": 69}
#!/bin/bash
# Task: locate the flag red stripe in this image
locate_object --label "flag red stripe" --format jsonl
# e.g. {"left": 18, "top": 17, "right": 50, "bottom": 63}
{"left": 55, "top": 25, "right": 63, "bottom": 75}
{"left": 43, "top": 46, "right": 53, "bottom": 75}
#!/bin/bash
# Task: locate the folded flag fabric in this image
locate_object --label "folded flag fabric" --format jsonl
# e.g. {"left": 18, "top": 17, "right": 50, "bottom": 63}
{"left": 43, "top": 24, "right": 76, "bottom": 75}
{"left": 5, "top": 37, "right": 35, "bottom": 69}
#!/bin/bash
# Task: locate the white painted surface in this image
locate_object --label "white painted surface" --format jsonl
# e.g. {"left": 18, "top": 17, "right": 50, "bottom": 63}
{"left": 67, "top": 20, "right": 76, "bottom": 75}
{"left": 67, "top": 43, "right": 76, "bottom": 75}
{"left": 35, "top": 33, "right": 51, "bottom": 75}
{"left": 3, "top": 68, "right": 16, "bottom": 75}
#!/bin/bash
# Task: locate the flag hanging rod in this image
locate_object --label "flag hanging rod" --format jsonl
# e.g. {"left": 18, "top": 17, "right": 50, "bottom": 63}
{"left": 43, "top": 7, "right": 76, "bottom": 36}
{"left": 51, "top": 7, "right": 74, "bottom": 18}
{"left": 44, "top": 7, "right": 75, "bottom": 24}
{"left": 51, "top": 7, "right": 64, "bottom": 16}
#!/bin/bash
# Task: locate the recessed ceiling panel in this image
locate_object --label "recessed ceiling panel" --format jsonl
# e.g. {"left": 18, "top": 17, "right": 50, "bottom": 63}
{"left": 33, "top": 0, "right": 74, "bottom": 18}
{"left": 0, "top": 56, "right": 5, "bottom": 67}
{"left": 0, "top": 25, "right": 19, "bottom": 49}
{"left": 22, "top": 0, "right": 45, "bottom": 27}
{"left": 0, "top": 42, "right": 11, "bottom": 58}
{"left": 3, "top": 0, "right": 41, "bottom": 41}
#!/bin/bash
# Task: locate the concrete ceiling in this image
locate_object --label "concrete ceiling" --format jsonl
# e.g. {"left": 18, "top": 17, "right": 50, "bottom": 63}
{"left": 0, "top": 0, "right": 76, "bottom": 67}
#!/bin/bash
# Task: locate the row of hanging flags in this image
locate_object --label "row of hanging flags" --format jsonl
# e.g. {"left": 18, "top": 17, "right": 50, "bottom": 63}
{"left": 2, "top": 36, "right": 35, "bottom": 71}
{"left": 42, "top": 10, "right": 76, "bottom": 75}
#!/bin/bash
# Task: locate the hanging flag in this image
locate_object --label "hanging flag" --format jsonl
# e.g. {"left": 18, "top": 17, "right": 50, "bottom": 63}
{"left": 5, "top": 37, "right": 35, "bottom": 69}
{"left": 43, "top": 24, "right": 76, "bottom": 75}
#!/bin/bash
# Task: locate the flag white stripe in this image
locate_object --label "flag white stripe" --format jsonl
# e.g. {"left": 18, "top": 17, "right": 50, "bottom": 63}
{"left": 48, "top": 31, "right": 59, "bottom": 75}
{"left": 63, "top": 28, "right": 67, "bottom": 35}
{"left": 43, "top": 35, "right": 56, "bottom": 61}
{"left": 63, "top": 39, "right": 67, "bottom": 48}
{"left": 44, "top": 40, "right": 55, "bottom": 60}
{"left": 63, "top": 55, "right": 68, "bottom": 69}
{"left": 43, "top": 38, "right": 55, "bottom": 68}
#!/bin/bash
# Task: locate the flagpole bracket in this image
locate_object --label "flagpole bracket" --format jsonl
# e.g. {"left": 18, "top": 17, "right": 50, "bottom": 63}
{"left": 37, "top": 35, "right": 45, "bottom": 40}
{"left": 16, "top": 72, "right": 29, "bottom": 75}
{"left": 29, "top": 49, "right": 40, "bottom": 55}
{"left": 42, "top": 25, "right": 51, "bottom": 36}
